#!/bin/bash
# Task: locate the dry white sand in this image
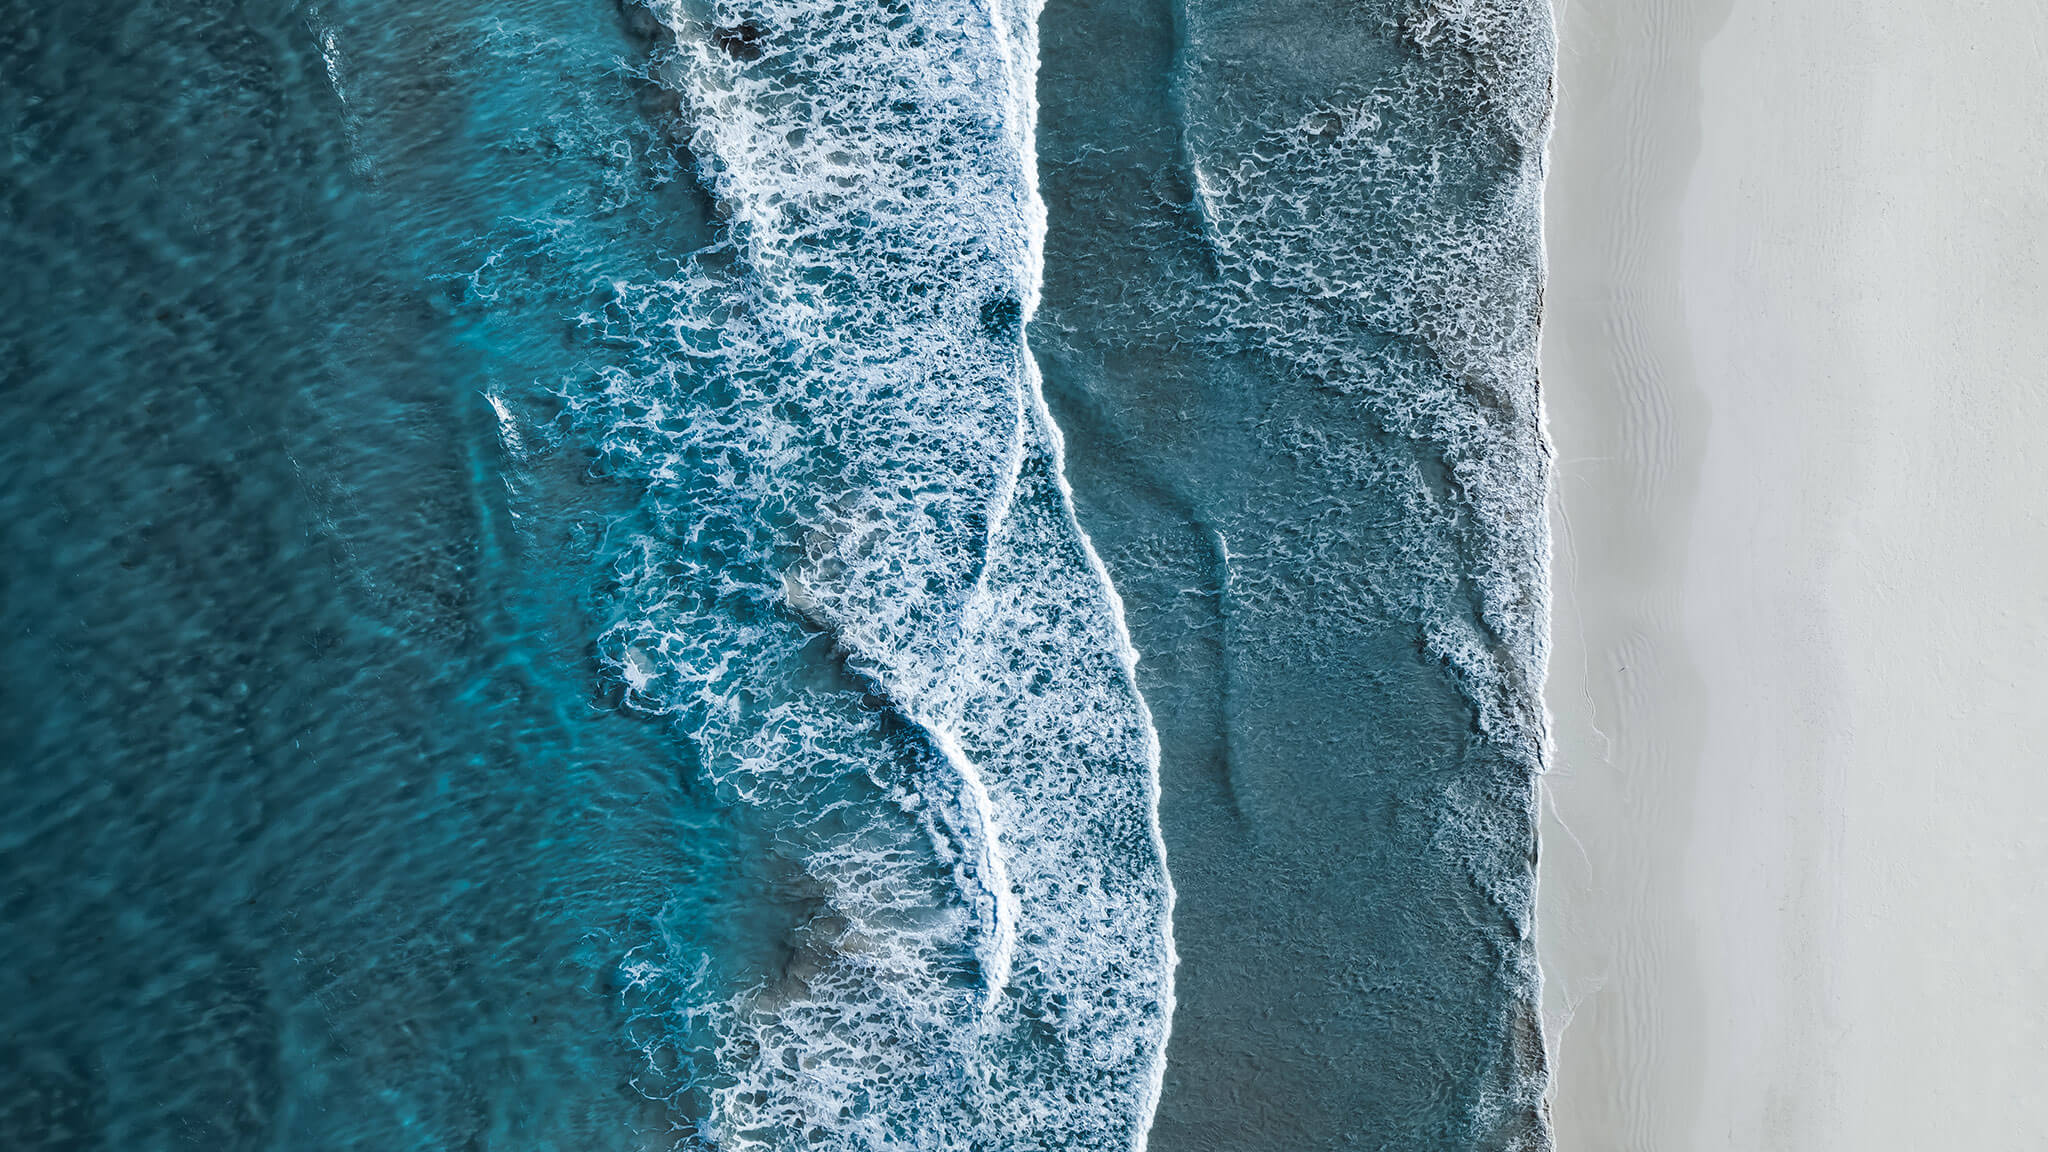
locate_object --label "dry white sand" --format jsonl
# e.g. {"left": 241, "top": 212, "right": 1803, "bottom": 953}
{"left": 1536, "top": 0, "right": 2048, "bottom": 1148}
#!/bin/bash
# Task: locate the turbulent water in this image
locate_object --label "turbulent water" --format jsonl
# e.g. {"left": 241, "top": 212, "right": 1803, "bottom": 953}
{"left": 1, "top": 0, "right": 1550, "bottom": 1149}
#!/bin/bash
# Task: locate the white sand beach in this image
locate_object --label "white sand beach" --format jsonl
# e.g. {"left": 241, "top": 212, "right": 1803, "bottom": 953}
{"left": 1537, "top": 0, "right": 2048, "bottom": 1148}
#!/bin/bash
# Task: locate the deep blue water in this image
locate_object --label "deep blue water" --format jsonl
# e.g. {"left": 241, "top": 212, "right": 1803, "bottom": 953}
{"left": 1, "top": 1, "right": 1550, "bottom": 1149}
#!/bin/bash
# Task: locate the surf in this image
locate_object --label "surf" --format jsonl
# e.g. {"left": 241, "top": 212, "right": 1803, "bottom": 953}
{"left": 546, "top": 2, "right": 1179, "bottom": 1148}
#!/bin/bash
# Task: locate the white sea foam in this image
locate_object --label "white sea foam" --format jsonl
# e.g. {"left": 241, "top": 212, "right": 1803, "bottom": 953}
{"left": 570, "top": 1, "right": 1175, "bottom": 1148}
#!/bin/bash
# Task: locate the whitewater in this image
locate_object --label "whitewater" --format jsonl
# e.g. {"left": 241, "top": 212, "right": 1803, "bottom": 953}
{"left": 547, "top": 2, "right": 1179, "bottom": 1148}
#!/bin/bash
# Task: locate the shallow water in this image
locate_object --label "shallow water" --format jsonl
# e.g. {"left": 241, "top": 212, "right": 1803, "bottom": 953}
{"left": 1035, "top": 0, "right": 1552, "bottom": 1146}
{"left": 2, "top": 1, "right": 1549, "bottom": 1148}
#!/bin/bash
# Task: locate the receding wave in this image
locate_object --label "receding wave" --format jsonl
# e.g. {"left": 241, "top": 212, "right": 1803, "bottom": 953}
{"left": 1176, "top": 1, "right": 1554, "bottom": 1137}
{"left": 1174, "top": 0, "right": 1554, "bottom": 766}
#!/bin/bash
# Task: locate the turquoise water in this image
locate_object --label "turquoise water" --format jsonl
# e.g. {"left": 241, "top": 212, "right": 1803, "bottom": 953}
{"left": 0, "top": 1, "right": 1549, "bottom": 1149}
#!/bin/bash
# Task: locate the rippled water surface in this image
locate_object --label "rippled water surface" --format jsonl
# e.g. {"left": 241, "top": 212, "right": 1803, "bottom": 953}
{"left": 2, "top": 1, "right": 1550, "bottom": 1148}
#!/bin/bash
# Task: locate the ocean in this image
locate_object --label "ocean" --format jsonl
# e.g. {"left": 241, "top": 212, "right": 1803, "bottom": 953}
{"left": 0, "top": 2, "right": 1549, "bottom": 1150}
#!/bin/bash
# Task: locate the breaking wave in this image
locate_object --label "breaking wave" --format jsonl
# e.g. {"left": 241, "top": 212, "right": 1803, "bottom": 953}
{"left": 498, "top": 1, "right": 1179, "bottom": 1148}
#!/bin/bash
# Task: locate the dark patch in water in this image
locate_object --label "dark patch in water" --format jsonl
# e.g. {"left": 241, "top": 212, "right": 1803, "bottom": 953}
{"left": 980, "top": 293, "right": 1023, "bottom": 340}
{"left": 712, "top": 22, "right": 765, "bottom": 62}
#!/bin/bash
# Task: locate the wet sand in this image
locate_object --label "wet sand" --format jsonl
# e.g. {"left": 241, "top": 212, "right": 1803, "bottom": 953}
{"left": 1538, "top": 0, "right": 2048, "bottom": 1148}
